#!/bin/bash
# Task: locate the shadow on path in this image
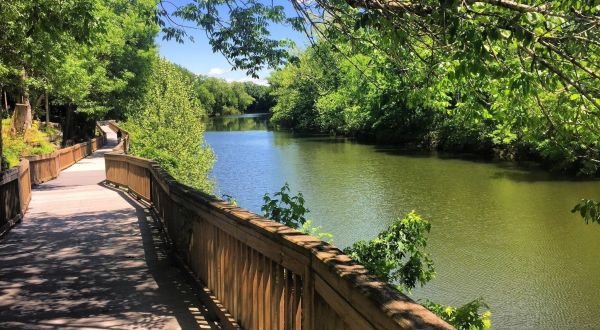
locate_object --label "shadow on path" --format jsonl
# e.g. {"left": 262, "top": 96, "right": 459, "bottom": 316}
{"left": 0, "top": 129, "right": 218, "bottom": 329}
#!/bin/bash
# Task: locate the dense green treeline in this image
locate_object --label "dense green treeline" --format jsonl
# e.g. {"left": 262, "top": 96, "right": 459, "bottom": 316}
{"left": 265, "top": 2, "right": 599, "bottom": 176}
{"left": 0, "top": 0, "right": 162, "bottom": 172}
{"left": 168, "top": 63, "right": 272, "bottom": 117}
{"left": 152, "top": 0, "right": 598, "bottom": 177}
{"left": 195, "top": 77, "right": 253, "bottom": 116}
{"left": 269, "top": 29, "right": 598, "bottom": 175}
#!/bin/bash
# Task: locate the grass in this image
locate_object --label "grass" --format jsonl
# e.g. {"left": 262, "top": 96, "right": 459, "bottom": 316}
{"left": 2, "top": 119, "right": 58, "bottom": 168}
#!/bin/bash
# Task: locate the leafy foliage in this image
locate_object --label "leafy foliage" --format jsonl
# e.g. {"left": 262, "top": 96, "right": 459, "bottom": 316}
{"left": 122, "top": 58, "right": 214, "bottom": 193}
{"left": 262, "top": 182, "right": 309, "bottom": 229}
{"left": 155, "top": 0, "right": 599, "bottom": 173}
{"left": 2, "top": 120, "right": 57, "bottom": 168}
{"left": 262, "top": 183, "right": 333, "bottom": 242}
{"left": 0, "top": 0, "right": 158, "bottom": 142}
{"left": 195, "top": 77, "right": 254, "bottom": 116}
{"left": 572, "top": 199, "right": 600, "bottom": 225}
{"left": 268, "top": 13, "right": 600, "bottom": 174}
{"left": 243, "top": 83, "right": 275, "bottom": 113}
{"left": 158, "top": 0, "right": 296, "bottom": 77}
{"left": 300, "top": 220, "right": 334, "bottom": 243}
{"left": 425, "top": 299, "right": 492, "bottom": 330}
{"left": 344, "top": 211, "right": 435, "bottom": 292}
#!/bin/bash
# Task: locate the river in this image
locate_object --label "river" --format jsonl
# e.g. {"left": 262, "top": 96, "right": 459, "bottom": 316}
{"left": 204, "top": 113, "right": 600, "bottom": 329}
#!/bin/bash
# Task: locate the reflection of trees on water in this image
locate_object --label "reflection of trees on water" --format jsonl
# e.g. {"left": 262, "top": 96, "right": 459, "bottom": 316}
{"left": 206, "top": 115, "right": 271, "bottom": 131}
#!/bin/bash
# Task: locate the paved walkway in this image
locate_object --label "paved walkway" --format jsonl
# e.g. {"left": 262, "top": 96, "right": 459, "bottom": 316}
{"left": 0, "top": 127, "right": 217, "bottom": 329}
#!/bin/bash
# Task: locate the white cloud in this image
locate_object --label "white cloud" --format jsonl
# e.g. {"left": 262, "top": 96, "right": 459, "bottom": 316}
{"left": 208, "top": 67, "right": 226, "bottom": 75}
{"left": 234, "top": 76, "right": 269, "bottom": 86}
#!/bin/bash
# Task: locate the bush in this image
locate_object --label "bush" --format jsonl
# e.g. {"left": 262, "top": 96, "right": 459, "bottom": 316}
{"left": 2, "top": 119, "right": 57, "bottom": 168}
{"left": 123, "top": 58, "right": 214, "bottom": 193}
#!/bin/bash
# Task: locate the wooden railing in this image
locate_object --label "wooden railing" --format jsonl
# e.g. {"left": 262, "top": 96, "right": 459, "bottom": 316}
{"left": 0, "top": 159, "right": 31, "bottom": 236}
{"left": 104, "top": 151, "right": 452, "bottom": 329}
{"left": 0, "top": 125, "right": 106, "bottom": 236}
{"left": 106, "top": 120, "right": 129, "bottom": 153}
{"left": 26, "top": 135, "right": 105, "bottom": 184}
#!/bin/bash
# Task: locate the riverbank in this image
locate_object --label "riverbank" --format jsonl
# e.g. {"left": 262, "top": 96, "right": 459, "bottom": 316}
{"left": 212, "top": 112, "right": 592, "bottom": 177}
{"left": 270, "top": 122, "right": 586, "bottom": 177}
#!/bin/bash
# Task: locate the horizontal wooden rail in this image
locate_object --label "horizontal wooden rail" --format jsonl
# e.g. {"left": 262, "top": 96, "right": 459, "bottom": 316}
{"left": 1, "top": 124, "right": 107, "bottom": 236}
{"left": 27, "top": 136, "right": 105, "bottom": 184}
{"left": 104, "top": 151, "right": 452, "bottom": 330}
{"left": 0, "top": 159, "right": 31, "bottom": 237}
{"left": 107, "top": 120, "right": 129, "bottom": 153}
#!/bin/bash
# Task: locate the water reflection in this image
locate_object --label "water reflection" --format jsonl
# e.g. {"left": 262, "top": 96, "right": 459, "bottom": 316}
{"left": 205, "top": 113, "right": 272, "bottom": 131}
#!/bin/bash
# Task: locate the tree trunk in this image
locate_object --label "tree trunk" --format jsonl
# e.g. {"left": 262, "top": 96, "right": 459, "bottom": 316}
{"left": 32, "top": 94, "right": 43, "bottom": 117}
{"left": 45, "top": 91, "right": 49, "bottom": 126}
{"left": 65, "top": 103, "right": 73, "bottom": 145}
{"left": 10, "top": 104, "right": 31, "bottom": 136}
{"left": 0, "top": 87, "right": 3, "bottom": 171}
{"left": 2, "top": 89, "right": 7, "bottom": 113}
{"left": 10, "top": 69, "right": 33, "bottom": 135}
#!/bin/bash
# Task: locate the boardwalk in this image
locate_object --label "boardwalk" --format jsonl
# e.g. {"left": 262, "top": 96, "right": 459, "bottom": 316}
{"left": 0, "top": 127, "right": 217, "bottom": 329}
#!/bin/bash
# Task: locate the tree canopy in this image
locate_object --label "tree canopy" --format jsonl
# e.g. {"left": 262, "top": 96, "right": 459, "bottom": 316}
{"left": 122, "top": 58, "right": 215, "bottom": 192}
{"left": 155, "top": 0, "right": 598, "bottom": 172}
{"left": 0, "top": 0, "right": 158, "bottom": 140}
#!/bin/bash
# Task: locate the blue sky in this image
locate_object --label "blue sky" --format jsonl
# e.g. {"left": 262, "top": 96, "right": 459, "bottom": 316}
{"left": 155, "top": 1, "right": 308, "bottom": 85}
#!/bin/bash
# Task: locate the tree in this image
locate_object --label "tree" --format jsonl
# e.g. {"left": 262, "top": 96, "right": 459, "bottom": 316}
{"left": 0, "top": 0, "right": 157, "bottom": 143}
{"left": 0, "top": 0, "right": 96, "bottom": 134}
{"left": 243, "top": 82, "right": 275, "bottom": 113}
{"left": 122, "top": 58, "right": 215, "bottom": 193}
{"left": 195, "top": 77, "right": 255, "bottom": 116}
{"left": 159, "top": 0, "right": 599, "bottom": 171}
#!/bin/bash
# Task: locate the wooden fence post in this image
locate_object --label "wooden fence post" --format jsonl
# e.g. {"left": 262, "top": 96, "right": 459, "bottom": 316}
{"left": 18, "top": 160, "right": 30, "bottom": 213}
{"left": 16, "top": 164, "right": 23, "bottom": 218}
{"left": 0, "top": 171, "right": 4, "bottom": 226}
{"left": 54, "top": 151, "right": 60, "bottom": 178}
{"left": 302, "top": 263, "right": 315, "bottom": 330}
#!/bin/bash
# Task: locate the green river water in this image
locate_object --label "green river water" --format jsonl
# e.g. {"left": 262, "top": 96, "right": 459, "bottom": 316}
{"left": 204, "top": 114, "right": 600, "bottom": 329}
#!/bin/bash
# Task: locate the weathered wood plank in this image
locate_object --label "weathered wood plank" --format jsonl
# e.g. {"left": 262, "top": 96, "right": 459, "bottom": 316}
{"left": 103, "top": 128, "right": 453, "bottom": 330}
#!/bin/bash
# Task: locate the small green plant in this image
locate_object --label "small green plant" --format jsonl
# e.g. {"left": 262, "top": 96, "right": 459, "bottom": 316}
{"left": 572, "top": 199, "right": 600, "bottom": 225}
{"left": 262, "top": 182, "right": 309, "bottom": 228}
{"left": 222, "top": 194, "right": 238, "bottom": 206}
{"left": 262, "top": 182, "right": 332, "bottom": 242}
{"left": 300, "top": 220, "right": 333, "bottom": 243}
{"left": 424, "top": 299, "right": 491, "bottom": 330}
{"left": 343, "top": 211, "right": 435, "bottom": 293}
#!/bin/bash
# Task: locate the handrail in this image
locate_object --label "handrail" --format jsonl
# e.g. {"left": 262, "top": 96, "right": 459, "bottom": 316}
{"left": 106, "top": 120, "right": 129, "bottom": 153}
{"left": 26, "top": 135, "right": 105, "bottom": 184}
{"left": 0, "top": 159, "right": 31, "bottom": 237}
{"left": 103, "top": 124, "right": 451, "bottom": 329}
{"left": 96, "top": 121, "right": 108, "bottom": 143}
{"left": 1, "top": 124, "right": 107, "bottom": 236}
